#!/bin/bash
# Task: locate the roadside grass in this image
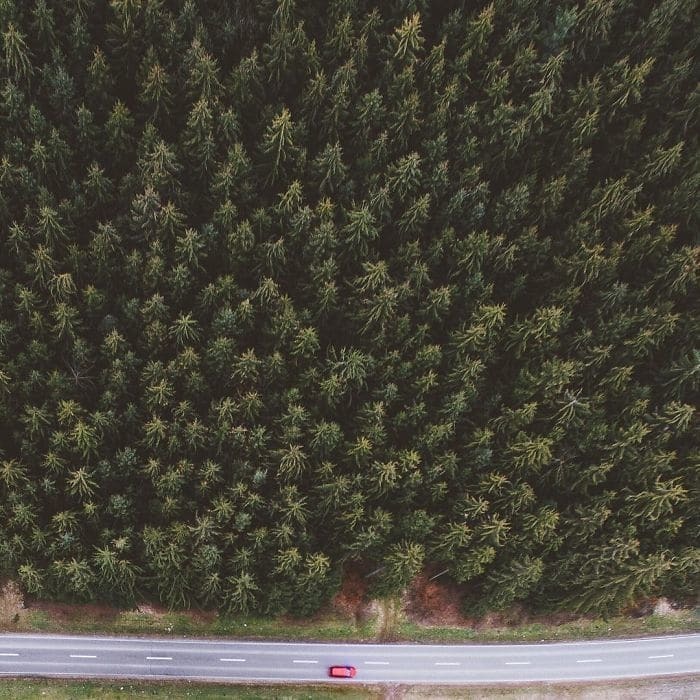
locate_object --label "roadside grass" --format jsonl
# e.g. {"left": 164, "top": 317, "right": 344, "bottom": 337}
{"left": 400, "top": 675, "right": 700, "bottom": 698}
{"left": 2, "top": 575, "right": 697, "bottom": 644}
{"left": 9, "top": 604, "right": 700, "bottom": 643}
{"left": 0, "top": 679, "right": 379, "bottom": 699}
{"left": 394, "top": 606, "right": 700, "bottom": 643}
{"left": 9, "top": 604, "right": 699, "bottom": 647}
{"left": 15, "top": 608, "right": 381, "bottom": 642}
{"left": 211, "top": 614, "right": 379, "bottom": 641}
{"left": 0, "top": 677, "right": 698, "bottom": 700}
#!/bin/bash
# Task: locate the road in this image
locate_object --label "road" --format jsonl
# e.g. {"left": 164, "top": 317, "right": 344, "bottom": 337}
{"left": 1, "top": 633, "right": 699, "bottom": 684}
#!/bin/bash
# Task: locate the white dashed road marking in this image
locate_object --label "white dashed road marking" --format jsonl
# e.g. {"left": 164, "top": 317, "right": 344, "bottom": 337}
{"left": 0, "top": 653, "right": 19, "bottom": 656}
{"left": 220, "top": 658, "right": 246, "bottom": 662}
{"left": 70, "top": 655, "right": 97, "bottom": 658}
{"left": 146, "top": 656, "right": 173, "bottom": 661}
{"left": 364, "top": 661, "right": 389, "bottom": 665}
{"left": 505, "top": 661, "right": 531, "bottom": 665}
{"left": 648, "top": 654, "right": 674, "bottom": 659}
{"left": 292, "top": 659, "right": 318, "bottom": 664}
{"left": 435, "top": 662, "right": 460, "bottom": 666}
{"left": 576, "top": 659, "right": 602, "bottom": 663}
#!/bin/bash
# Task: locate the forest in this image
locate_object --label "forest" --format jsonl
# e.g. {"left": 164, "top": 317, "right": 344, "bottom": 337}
{"left": 0, "top": 0, "right": 698, "bottom": 618}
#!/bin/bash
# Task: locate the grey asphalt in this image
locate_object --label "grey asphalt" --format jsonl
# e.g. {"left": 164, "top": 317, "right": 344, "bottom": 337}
{"left": 1, "top": 633, "right": 699, "bottom": 684}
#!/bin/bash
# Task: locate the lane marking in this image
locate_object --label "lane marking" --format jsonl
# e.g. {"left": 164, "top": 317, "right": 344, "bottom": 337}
{"left": 292, "top": 659, "right": 318, "bottom": 664}
{"left": 0, "top": 653, "right": 19, "bottom": 656}
{"left": 364, "top": 661, "right": 389, "bottom": 665}
{"left": 648, "top": 654, "right": 674, "bottom": 659}
{"left": 219, "top": 658, "right": 246, "bottom": 662}
{"left": 435, "top": 661, "right": 460, "bottom": 666}
{"left": 146, "top": 656, "right": 173, "bottom": 660}
{"left": 505, "top": 661, "right": 531, "bottom": 665}
{"left": 69, "top": 654, "right": 97, "bottom": 658}
{"left": 576, "top": 659, "right": 602, "bottom": 663}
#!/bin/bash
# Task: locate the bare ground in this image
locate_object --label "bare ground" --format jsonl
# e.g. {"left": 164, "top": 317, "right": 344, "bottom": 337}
{"left": 331, "top": 564, "right": 374, "bottom": 624}
{"left": 403, "top": 571, "right": 465, "bottom": 627}
{"left": 0, "top": 579, "right": 27, "bottom": 626}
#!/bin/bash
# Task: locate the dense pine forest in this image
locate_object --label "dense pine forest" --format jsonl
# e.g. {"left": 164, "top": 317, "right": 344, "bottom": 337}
{"left": 0, "top": 0, "right": 698, "bottom": 618}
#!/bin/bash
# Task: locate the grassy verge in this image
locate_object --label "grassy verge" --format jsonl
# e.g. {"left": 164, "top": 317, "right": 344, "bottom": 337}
{"left": 14, "top": 608, "right": 381, "bottom": 641}
{"left": 400, "top": 675, "right": 700, "bottom": 698}
{"left": 393, "top": 607, "right": 700, "bottom": 643}
{"left": 9, "top": 603, "right": 698, "bottom": 644}
{"left": 0, "top": 677, "right": 699, "bottom": 700}
{"left": 0, "top": 679, "right": 379, "bottom": 699}
{"left": 2, "top": 575, "right": 697, "bottom": 644}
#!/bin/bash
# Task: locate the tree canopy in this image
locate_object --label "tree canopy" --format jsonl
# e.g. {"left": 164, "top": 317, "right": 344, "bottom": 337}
{"left": 0, "top": 0, "right": 698, "bottom": 617}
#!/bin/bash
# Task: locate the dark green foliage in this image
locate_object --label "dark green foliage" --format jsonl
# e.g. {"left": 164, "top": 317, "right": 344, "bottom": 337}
{"left": 0, "top": 0, "right": 698, "bottom": 616}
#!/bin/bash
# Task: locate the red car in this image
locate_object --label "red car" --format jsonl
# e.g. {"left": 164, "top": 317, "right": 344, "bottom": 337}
{"left": 329, "top": 665, "right": 357, "bottom": 678}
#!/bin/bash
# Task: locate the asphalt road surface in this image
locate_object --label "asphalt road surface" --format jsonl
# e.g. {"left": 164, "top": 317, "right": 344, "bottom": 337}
{"left": 1, "top": 633, "right": 699, "bottom": 684}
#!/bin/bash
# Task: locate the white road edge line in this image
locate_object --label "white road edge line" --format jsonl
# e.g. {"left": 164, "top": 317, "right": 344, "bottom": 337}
{"left": 435, "top": 662, "right": 460, "bottom": 666}
{"left": 219, "top": 658, "right": 246, "bottom": 662}
{"left": 70, "top": 655, "right": 97, "bottom": 658}
{"left": 648, "top": 654, "right": 674, "bottom": 659}
{"left": 0, "top": 653, "right": 19, "bottom": 656}
{"left": 364, "top": 661, "right": 389, "bottom": 665}
{"left": 146, "top": 656, "right": 173, "bottom": 661}
{"left": 292, "top": 659, "right": 318, "bottom": 664}
{"left": 576, "top": 659, "right": 602, "bottom": 663}
{"left": 505, "top": 661, "right": 531, "bottom": 665}
{"left": 3, "top": 632, "right": 698, "bottom": 645}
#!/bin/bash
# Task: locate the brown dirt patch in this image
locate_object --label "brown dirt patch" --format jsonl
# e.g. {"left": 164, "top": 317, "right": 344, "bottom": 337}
{"left": 0, "top": 578, "right": 27, "bottom": 627}
{"left": 134, "top": 603, "right": 159, "bottom": 616}
{"left": 187, "top": 607, "right": 218, "bottom": 624}
{"left": 472, "top": 607, "right": 529, "bottom": 630}
{"left": 133, "top": 602, "right": 170, "bottom": 616}
{"left": 29, "top": 599, "right": 122, "bottom": 626}
{"left": 404, "top": 572, "right": 465, "bottom": 626}
{"left": 331, "top": 564, "right": 371, "bottom": 622}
